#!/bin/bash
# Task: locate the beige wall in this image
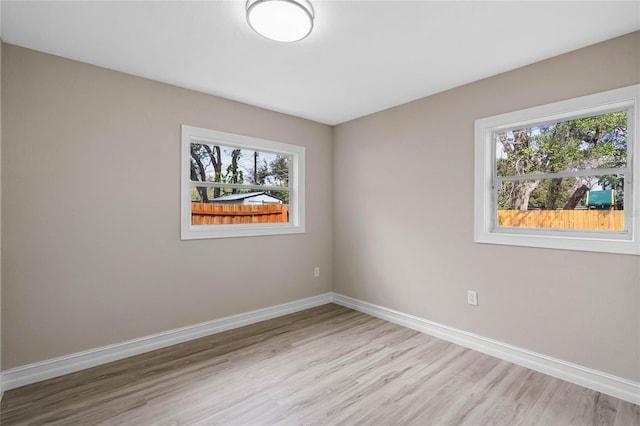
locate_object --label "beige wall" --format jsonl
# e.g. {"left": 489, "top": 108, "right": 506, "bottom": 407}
{"left": 333, "top": 32, "right": 640, "bottom": 382}
{"left": 1, "top": 45, "right": 333, "bottom": 369}
{"left": 0, "top": 39, "right": 3, "bottom": 390}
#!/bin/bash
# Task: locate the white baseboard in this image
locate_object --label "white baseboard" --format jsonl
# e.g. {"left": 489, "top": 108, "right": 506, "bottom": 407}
{"left": 2, "top": 292, "right": 638, "bottom": 406}
{"left": 332, "top": 293, "right": 640, "bottom": 405}
{"left": 1, "top": 293, "right": 333, "bottom": 392}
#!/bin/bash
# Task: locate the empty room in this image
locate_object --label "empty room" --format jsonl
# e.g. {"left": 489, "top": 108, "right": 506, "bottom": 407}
{"left": 0, "top": 1, "right": 639, "bottom": 424}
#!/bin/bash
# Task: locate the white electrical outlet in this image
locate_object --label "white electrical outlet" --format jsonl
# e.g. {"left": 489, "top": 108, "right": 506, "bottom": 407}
{"left": 467, "top": 290, "right": 478, "bottom": 306}
{"left": 314, "top": 267, "right": 320, "bottom": 277}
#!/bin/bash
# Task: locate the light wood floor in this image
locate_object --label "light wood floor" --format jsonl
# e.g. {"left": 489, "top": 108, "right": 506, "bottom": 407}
{"left": 1, "top": 304, "right": 638, "bottom": 425}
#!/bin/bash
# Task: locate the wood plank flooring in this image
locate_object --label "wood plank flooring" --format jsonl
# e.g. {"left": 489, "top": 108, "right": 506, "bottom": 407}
{"left": 1, "top": 304, "right": 638, "bottom": 425}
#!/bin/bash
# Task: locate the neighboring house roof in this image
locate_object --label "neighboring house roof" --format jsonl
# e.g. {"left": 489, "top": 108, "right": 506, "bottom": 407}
{"left": 212, "top": 191, "right": 282, "bottom": 202}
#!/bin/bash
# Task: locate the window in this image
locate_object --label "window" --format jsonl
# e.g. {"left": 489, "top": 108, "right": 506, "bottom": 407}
{"left": 181, "top": 125, "right": 305, "bottom": 239}
{"left": 474, "top": 85, "right": 639, "bottom": 255}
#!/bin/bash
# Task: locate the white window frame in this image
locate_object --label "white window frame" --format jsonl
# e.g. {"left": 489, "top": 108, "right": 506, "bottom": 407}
{"left": 181, "top": 125, "right": 305, "bottom": 240}
{"left": 474, "top": 85, "right": 639, "bottom": 255}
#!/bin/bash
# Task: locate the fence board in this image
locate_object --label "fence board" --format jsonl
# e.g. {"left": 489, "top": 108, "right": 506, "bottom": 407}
{"left": 497, "top": 210, "right": 624, "bottom": 231}
{"left": 191, "top": 202, "right": 289, "bottom": 225}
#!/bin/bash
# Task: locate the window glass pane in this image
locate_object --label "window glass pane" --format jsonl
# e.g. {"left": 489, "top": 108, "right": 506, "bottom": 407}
{"left": 497, "top": 175, "right": 624, "bottom": 231}
{"left": 190, "top": 143, "right": 290, "bottom": 187}
{"left": 191, "top": 186, "right": 289, "bottom": 225}
{"left": 496, "top": 111, "right": 627, "bottom": 177}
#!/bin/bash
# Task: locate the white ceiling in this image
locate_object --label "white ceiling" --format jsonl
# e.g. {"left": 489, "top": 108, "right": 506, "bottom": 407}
{"left": 1, "top": 1, "right": 639, "bottom": 125}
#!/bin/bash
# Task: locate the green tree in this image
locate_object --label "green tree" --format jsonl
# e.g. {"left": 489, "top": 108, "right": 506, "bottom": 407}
{"left": 248, "top": 154, "right": 290, "bottom": 202}
{"left": 225, "top": 149, "right": 243, "bottom": 194}
{"left": 497, "top": 111, "right": 627, "bottom": 210}
{"left": 265, "top": 155, "right": 289, "bottom": 202}
{"left": 191, "top": 146, "right": 292, "bottom": 203}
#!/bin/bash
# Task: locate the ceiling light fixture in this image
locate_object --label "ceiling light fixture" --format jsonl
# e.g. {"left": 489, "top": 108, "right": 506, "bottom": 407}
{"left": 246, "top": 0, "right": 314, "bottom": 43}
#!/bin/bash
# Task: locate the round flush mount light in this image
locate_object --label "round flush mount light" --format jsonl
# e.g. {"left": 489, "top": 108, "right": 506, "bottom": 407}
{"left": 246, "top": 0, "right": 314, "bottom": 42}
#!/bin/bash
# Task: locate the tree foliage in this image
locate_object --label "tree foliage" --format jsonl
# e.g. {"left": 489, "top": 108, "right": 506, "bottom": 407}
{"left": 253, "top": 155, "right": 290, "bottom": 202}
{"left": 497, "top": 111, "right": 626, "bottom": 210}
{"left": 190, "top": 144, "right": 290, "bottom": 202}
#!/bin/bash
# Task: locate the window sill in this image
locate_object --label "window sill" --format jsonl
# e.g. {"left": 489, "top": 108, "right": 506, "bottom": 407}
{"left": 181, "top": 223, "right": 305, "bottom": 240}
{"left": 475, "top": 229, "right": 639, "bottom": 255}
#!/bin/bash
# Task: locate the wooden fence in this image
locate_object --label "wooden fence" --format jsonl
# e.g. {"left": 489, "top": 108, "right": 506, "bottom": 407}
{"left": 191, "top": 202, "right": 288, "bottom": 225}
{"left": 497, "top": 210, "right": 624, "bottom": 231}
